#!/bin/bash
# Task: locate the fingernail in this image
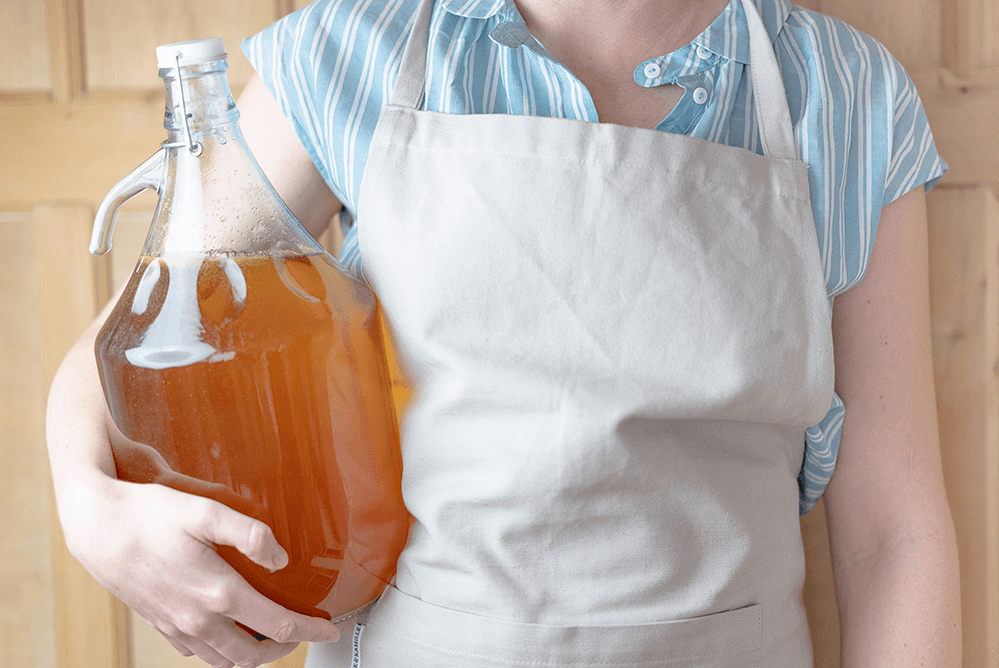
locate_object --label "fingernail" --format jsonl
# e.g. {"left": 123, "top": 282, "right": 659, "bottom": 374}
{"left": 269, "top": 547, "right": 288, "bottom": 571}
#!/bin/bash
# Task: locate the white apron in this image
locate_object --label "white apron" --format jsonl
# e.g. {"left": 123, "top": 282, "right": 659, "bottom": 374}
{"left": 309, "top": 0, "right": 834, "bottom": 664}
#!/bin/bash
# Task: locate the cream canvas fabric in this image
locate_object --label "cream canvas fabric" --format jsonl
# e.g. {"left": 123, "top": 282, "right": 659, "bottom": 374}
{"left": 311, "top": 0, "right": 834, "bottom": 664}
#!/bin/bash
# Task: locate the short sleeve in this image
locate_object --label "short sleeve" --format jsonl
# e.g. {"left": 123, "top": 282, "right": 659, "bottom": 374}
{"left": 241, "top": 1, "right": 413, "bottom": 212}
{"left": 242, "top": 4, "right": 339, "bottom": 199}
{"left": 881, "top": 58, "right": 947, "bottom": 206}
{"left": 781, "top": 9, "right": 948, "bottom": 513}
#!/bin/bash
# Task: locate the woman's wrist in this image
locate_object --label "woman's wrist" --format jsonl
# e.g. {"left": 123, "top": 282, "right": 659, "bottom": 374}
{"left": 53, "top": 467, "right": 123, "bottom": 557}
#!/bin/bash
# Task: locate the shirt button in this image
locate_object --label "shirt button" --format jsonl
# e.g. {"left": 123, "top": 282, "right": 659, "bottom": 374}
{"left": 693, "top": 87, "right": 709, "bottom": 104}
{"left": 696, "top": 45, "right": 712, "bottom": 60}
{"left": 643, "top": 62, "right": 662, "bottom": 79}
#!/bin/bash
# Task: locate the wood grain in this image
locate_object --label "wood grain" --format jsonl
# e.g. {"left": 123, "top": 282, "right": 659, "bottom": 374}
{"left": 0, "top": 0, "right": 54, "bottom": 92}
{"left": 796, "top": 0, "right": 942, "bottom": 69}
{"left": 45, "top": 0, "right": 86, "bottom": 102}
{"left": 0, "top": 213, "right": 58, "bottom": 668}
{"left": 0, "top": 1, "right": 995, "bottom": 667}
{"left": 910, "top": 69, "right": 999, "bottom": 190}
{"left": 0, "top": 97, "right": 176, "bottom": 210}
{"left": 927, "top": 185, "right": 999, "bottom": 668}
{"left": 33, "top": 202, "right": 129, "bottom": 668}
{"left": 944, "top": 0, "right": 999, "bottom": 80}
{"left": 81, "top": 0, "right": 280, "bottom": 91}
{"left": 983, "top": 0, "right": 999, "bottom": 69}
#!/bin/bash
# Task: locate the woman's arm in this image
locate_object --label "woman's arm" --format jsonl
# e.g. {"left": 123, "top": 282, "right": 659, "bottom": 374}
{"left": 824, "top": 186, "right": 962, "bottom": 666}
{"left": 46, "top": 74, "right": 342, "bottom": 668}
{"left": 238, "top": 74, "right": 341, "bottom": 238}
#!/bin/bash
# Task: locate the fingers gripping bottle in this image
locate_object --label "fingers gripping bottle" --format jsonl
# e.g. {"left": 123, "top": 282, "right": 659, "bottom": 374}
{"left": 91, "top": 38, "right": 410, "bottom": 621}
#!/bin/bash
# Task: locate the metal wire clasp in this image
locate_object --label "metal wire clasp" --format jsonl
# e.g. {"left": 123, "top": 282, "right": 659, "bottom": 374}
{"left": 165, "top": 51, "right": 204, "bottom": 157}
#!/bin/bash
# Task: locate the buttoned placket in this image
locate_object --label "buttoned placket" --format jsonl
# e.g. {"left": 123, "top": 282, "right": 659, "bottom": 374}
{"left": 635, "top": 44, "right": 723, "bottom": 133}
{"left": 468, "top": 0, "right": 743, "bottom": 132}
{"left": 484, "top": 19, "right": 729, "bottom": 130}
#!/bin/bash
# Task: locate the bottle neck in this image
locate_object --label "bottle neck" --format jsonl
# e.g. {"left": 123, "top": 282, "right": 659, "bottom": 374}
{"left": 161, "top": 60, "right": 238, "bottom": 142}
{"left": 148, "top": 60, "right": 324, "bottom": 258}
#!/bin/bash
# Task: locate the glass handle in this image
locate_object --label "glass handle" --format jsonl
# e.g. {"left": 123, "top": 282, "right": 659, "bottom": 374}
{"left": 90, "top": 148, "right": 166, "bottom": 256}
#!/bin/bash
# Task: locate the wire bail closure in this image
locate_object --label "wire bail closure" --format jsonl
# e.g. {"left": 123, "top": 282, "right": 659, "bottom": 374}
{"left": 169, "top": 51, "right": 204, "bottom": 157}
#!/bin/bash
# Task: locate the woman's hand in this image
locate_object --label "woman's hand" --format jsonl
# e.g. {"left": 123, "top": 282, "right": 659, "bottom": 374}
{"left": 60, "top": 470, "right": 339, "bottom": 668}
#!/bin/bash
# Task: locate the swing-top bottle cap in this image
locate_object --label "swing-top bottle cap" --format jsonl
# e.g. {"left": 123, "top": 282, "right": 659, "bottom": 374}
{"left": 156, "top": 38, "right": 226, "bottom": 68}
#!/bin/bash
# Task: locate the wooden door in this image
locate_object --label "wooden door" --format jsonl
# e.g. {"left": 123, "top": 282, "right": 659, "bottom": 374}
{"left": 0, "top": 2, "right": 311, "bottom": 667}
{"left": 794, "top": 1, "right": 999, "bottom": 667}
{"left": 1, "top": 0, "right": 995, "bottom": 667}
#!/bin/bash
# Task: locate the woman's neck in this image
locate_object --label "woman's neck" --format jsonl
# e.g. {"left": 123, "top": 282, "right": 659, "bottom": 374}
{"left": 511, "top": 0, "right": 732, "bottom": 129}
{"left": 515, "top": 0, "right": 732, "bottom": 69}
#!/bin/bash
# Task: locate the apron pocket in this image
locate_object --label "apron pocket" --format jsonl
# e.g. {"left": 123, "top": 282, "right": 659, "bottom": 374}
{"left": 358, "top": 586, "right": 762, "bottom": 668}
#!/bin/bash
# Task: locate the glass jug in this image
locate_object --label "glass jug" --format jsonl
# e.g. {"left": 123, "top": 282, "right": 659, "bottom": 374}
{"left": 91, "top": 38, "right": 410, "bottom": 622}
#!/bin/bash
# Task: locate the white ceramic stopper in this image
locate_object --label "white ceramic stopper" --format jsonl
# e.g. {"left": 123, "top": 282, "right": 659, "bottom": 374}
{"left": 156, "top": 38, "right": 226, "bottom": 68}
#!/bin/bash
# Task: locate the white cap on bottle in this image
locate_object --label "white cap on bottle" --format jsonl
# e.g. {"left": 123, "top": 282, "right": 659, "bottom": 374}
{"left": 156, "top": 38, "right": 226, "bottom": 68}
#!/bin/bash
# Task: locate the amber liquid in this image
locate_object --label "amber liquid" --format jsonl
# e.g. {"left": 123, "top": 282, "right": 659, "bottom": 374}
{"left": 96, "top": 252, "right": 410, "bottom": 620}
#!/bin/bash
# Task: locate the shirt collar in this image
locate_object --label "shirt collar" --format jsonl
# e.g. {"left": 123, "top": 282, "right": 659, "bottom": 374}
{"left": 438, "top": 0, "right": 793, "bottom": 65}
{"left": 438, "top": 0, "right": 512, "bottom": 20}
{"left": 693, "top": 0, "right": 792, "bottom": 64}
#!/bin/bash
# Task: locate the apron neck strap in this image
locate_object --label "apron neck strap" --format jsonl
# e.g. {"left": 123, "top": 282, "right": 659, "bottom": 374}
{"left": 390, "top": 0, "right": 435, "bottom": 112}
{"left": 390, "top": 0, "right": 798, "bottom": 161}
{"left": 737, "top": 0, "right": 797, "bottom": 160}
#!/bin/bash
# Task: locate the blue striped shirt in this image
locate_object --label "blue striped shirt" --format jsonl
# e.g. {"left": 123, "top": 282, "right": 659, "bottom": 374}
{"left": 243, "top": 0, "right": 946, "bottom": 514}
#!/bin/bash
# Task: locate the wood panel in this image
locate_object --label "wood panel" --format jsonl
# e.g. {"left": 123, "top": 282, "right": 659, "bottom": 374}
{"left": 0, "top": 213, "right": 58, "bottom": 668}
{"left": 46, "top": 0, "right": 85, "bottom": 102}
{"left": 0, "top": 1, "right": 995, "bottom": 668}
{"left": 927, "top": 185, "right": 999, "bottom": 668}
{"left": 34, "top": 203, "right": 128, "bottom": 668}
{"left": 0, "top": 204, "right": 124, "bottom": 668}
{"left": 984, "top": 0, "right": 999, "bottom": 70}
{"left": 0, "top": 98, "right": 177, "bottom": 209}
{"left": 109, "top": 210, "right": 156, "bottom": 290}
{"left": 910, "top": 70, "right": 999, "bottom": 190}
{"left": 0, "top": 1, "right": 53, "bottom": 92}
{"left": 945, "top": 0, "right": 999, "bottom": 80}
{"left": 82, "top": 0, "right": 280, "bottom": 91}
{"left": 797, "top": 0, "right": 942, "bottom": 69}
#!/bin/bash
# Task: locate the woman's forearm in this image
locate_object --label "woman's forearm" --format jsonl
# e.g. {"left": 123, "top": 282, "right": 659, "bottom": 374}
{"left": 45, "top": 303, "right": 134, "bottom": 570}
{"left": 834, "top": 518, "right": 961, "bottom": 667}
{"left": 46, "top": 311, "right": 117, "bottom": 502}
{"left": 826, "top": 187, "right": 961, "bottom": 668}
